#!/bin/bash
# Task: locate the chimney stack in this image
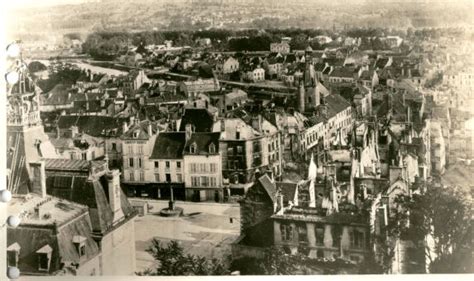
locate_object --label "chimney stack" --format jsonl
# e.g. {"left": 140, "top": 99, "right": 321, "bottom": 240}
{"left": 185, "top": 123, "right": 193, "bottom": 142}
{"left": 148, "top": 123, "right": 153, "bottom": 136}
{"left": 29, "top": 161, "right": 46, "bottom": 198}
{"left": 106, "top": 170, "right": 124, "bottom": 223}
{"left": 122, "top": 122, "right": 129, "bottom": 133}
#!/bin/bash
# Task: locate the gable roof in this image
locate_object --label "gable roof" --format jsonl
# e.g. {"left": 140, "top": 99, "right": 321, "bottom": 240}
{"left": 150, "top": 132, "right": 186, "bottom": 159}
{"left": 257, "top": 174, "right": 277, "bottom": 203}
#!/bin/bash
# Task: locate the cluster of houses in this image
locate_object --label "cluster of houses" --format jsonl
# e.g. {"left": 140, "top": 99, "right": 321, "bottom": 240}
{"left": 6, "top": 30, "right": 474, "bottom": 276}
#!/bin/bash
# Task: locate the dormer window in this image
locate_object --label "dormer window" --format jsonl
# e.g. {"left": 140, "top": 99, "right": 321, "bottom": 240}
{"left": 190, "top": 142, "right": 197, "bottom": 154}
{"left": 133, "top": 130, "right": 140, "bottom": 138}
{"left": 209, "top": 143, "right": 216, "bottom": 154}
{"left": 73, "top": 235, "right": 86, "bottom": 257}
{"left": 36, "top": 244, "right": 53, "bottom": 272}
{"left": 7, "top": 243, "right": 21, "bottom": 267}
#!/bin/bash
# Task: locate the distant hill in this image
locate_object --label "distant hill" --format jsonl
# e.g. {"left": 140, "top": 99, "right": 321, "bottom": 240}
{"left": 6, "top": 0, "right": 473, "bottom": 42}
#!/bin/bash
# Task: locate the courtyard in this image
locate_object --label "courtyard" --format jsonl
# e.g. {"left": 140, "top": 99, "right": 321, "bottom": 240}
{"left": 133, "top": 200, "right": 241, "bottom": 273}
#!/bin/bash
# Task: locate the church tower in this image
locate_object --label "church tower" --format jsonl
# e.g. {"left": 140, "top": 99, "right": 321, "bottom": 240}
{"left": 6, "top": 45, "right": 57, "bottom": 194}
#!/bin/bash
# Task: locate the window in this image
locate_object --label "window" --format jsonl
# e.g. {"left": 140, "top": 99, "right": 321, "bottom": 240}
{"left": 129, "top": 158, "right": 134, "bottom": 168}
{"left": 190, "top": 163, "right": 197, "bottom": 173}
{"left": 227, "top": 147, "right": 233, "bottom": 155}
{"left": 210, "top": 163, "right": 217, "bottom": 173}
{"left": 154, "top": 173, "right": 160, "bottom": 182}
{"left": 297, "top": 223, "right": 308, "bottom": 244}
{"left": 315, "top": 225, "right": 325, "bottom": 246}
{"left": 138, "top": 145, "right": 143, "bottom": 155}
{"left": 201, "top": 176, "right": 209, "bottom": 187}
{"left": 128, "top": 145, "right": 133, "bottom": 154}
{"left": 129, "top": 172, "right": 134, "bottom": 181}
{"left": 82, "top": 152, "right": 87, "bottom": 160}
{"left": 191, "top": 176, "right": 200, "bottom": 186}
{"left": 332, "top": 225, "right": 342, "bottom": 248}
{"left": 154, "top": 161, "right": 159, "bottom": 169}
{"left": 268, "top": 143, "right": 272, "bottom": 152}
{"left": 7, "top": 244, "right": 20, "bottom": 267}
{"left": 38, "top": 254, "right": 49, "bottom": 271}
{"left": 350, "top": 229, "right": 365, "bottom": 249}
{"left": 209, "top": 143, "right": 216, "bottom": 154}
{"left": 166, "top": 174, "right": 171, "bottom": 182}
{"left": 200, "top": 163, "right": 207, "bottom": 173}
{"left": 140, "top": 172, "right": 145, "bottom": 182}
{"left": 166, "top": 161, "right": 170, "bottom": 169}
{"left": 236, "top": 131, "right": 240, "bottom": 139}
{"left": 176, "top": 161, "right": 181, "bottom": 169}
{"left": 210, "top": 177, "right": 217, "bottom": 187}
{"left": 280, "top": 223, "right": 293, "bottom": 242}
{"left": 111, "top": 143, "right": 117, "bottom": 151}
{"left": 138, "top": 158, "right": 142, "bottom": 168}
{"left": 190, "top": 143, "right": 197, "bottom": 154}
{"left": 176, "top": 173, "right": 182, "bottom": 183}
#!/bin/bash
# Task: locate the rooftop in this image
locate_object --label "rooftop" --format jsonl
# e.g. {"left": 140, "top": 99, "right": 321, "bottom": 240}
{"left": 8, "top": 194, "right": 88, "bottom": 226}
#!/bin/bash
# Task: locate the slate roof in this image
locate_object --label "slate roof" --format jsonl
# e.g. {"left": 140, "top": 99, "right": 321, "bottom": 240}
{"left": 183, "top": 132, "right": 221, "bottom": 155}
{"left": 329, "top": 67, "right": 355, "bottom": 78}
{"left": 46, "top": 172, "right": 135, "bottom": 234}
{"left": 57, "top": 115, "right": 124, "bottom": 138}
{"left": 121, "top": 120, "right": 159, "bottom": 140}
{"left": 150, "top": 132, "right": 186, "bottom": 159}
{"left": 179, "top": 108, "right": 215, "bottom": 132}
{"left": 257, "top": 174, "right": 277, "bottom": 203}
{"left": 276, "top": 182, "right": 297, "bottom": 204}
{"left": 7, "top": 194, "right": 100, "bottom": 275}
{"left": 42, "top": 84, "right": 77, "bottom": 106}
{"left": 324, "top": 93, "right": 352, "bottom": 118}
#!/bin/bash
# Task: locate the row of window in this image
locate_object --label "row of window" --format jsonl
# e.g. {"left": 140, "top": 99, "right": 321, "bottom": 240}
{"left": 154, "top": 173, "right": 182, "bottom": 183}
{"left": 154, "top": 160, "right": 181, "bottom": 170}
{"left": 190, "top": 176, "right": 218, "bottom": 187}
{"left": 280, "top": 223, "right": 365, "bottom": 249}
{"left": 127, "top": 144, "right": 144, "bottom": 155}
{"left": 189, "top": 163, "right": 217, "bottom": 174}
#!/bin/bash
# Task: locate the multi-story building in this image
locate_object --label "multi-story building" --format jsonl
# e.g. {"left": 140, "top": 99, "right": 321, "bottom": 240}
{"left": 215, "top": 56, "right": 240, "bottom": 75}
{"left": 121, "top": 118, "right": 159, "bottom": 194}
{"left": 183, "top": 125, "right": 223, "bottom": 202}
{"left": 270, "top": 41, "right": 290, "bottom": 54}
{"left": 6, "top": 61, "right": 137, "bottom": 276}
{"left": 213, "top": 116, "right": 282, "bottom": 195}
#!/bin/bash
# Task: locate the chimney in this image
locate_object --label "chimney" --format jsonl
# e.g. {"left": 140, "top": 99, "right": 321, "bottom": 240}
{"left": 71, "top": 126, "right": 79, "bottom": 138}
{"left": 147, "top": 123, "right": 153, "bottom": 136}
{"left": 122, "top": 122, "right": 129, "bottom": 133}
{"left": 29, "top": 161, "right": 46, "bottom": 198}
{"left": 185, "top": 123, "right": 193, "bottom": 142}
{"left": 220, "top": 119, "right": 225, "bottom": 132}
{"left": 106, "top": 170, "right": 124, "bottom": 223}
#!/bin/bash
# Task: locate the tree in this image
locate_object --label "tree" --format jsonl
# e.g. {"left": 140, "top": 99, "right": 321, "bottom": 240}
{"left": 392, "top": 183, "right": 472, "bottom": 273}
{"left": 231, "top": 246, "right": 358, "bottom": 275}
{"left": 137, "top": 239, "right": 228, "bottom": 276}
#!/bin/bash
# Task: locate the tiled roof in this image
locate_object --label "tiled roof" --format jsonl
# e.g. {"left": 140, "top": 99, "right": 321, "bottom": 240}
{"left": 150, "top": 132, "right": 186, "bottom": 159}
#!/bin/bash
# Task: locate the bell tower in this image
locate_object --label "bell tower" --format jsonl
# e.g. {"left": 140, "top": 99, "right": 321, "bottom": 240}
{"left": 6, "top": 44, "right": 58, "bottom": 194}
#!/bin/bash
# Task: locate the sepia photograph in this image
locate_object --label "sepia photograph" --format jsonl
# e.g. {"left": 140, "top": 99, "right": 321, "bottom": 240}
{"left": 2, "top": 0, "right": 473, "bottom": 278}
